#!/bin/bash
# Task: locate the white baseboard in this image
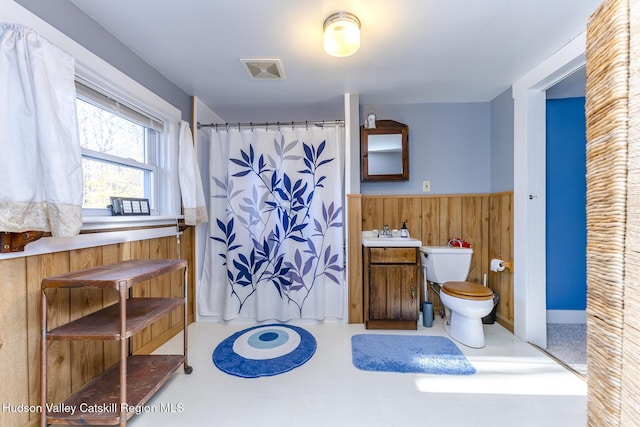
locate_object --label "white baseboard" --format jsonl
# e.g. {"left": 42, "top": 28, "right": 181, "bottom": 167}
{"left": 547, "top": 309, "right": 586, "bottom": 324}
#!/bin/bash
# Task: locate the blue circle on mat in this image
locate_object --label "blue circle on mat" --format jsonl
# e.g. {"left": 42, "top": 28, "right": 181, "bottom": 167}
{"left": 233, "top": 326, "right": 300, "bottom": 359}
{"left": 259, "top": 332, "right": 279, "bottom": 341}
{"left": 247, "top": 329, "right": 288, "bottom": 349}
{"left": 212, "top": 324, "right": 316, "bottom": 378}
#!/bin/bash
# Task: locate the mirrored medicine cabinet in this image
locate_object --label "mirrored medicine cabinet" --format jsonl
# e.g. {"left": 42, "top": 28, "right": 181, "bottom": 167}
{"left": 361, "top": 119, "right": 409, "bottom": 181}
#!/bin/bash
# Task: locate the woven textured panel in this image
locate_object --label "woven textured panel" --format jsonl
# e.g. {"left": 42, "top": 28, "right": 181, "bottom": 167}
{"left": 586, "top": 0, "right": 629, "bottom": 426}
{"left": 622, "top": 0, "right": 640, "bottom": 424}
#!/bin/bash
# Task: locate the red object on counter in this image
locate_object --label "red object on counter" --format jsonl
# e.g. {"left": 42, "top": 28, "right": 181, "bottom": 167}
{"left": 448, "top": 237, "right": 472, "bottom": 248}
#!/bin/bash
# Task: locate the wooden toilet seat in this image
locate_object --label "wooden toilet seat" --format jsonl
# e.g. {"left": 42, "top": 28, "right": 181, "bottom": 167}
{"left": 441, "top": 281, "right": 494, "bottom": 301}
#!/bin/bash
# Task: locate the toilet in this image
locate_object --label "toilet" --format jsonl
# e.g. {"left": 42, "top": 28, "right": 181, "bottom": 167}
{"left": 420, "top": 246, "right": 495, "bottom": 348}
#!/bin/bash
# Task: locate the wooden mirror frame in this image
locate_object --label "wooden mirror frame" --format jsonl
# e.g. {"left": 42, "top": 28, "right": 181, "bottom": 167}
{"left": 361, "top": 119, "right": 409, "bottom": 181}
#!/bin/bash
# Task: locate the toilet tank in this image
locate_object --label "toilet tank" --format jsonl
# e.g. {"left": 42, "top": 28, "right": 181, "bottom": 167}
{"left": 420, "top": 246, "right": 473, "bottom": 284}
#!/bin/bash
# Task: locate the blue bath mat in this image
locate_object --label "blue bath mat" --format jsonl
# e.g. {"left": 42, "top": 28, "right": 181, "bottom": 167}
{"left": 213, "top": 324, "right": 316, "bottom": 378}
{"left": 351, "top": 334, "right": 476, "bottom": 375}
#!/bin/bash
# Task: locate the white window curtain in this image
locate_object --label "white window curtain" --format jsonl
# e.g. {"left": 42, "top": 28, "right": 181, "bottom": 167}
{"left": 0, "top": 23, "right": 82, "bottom": 236}
{"left": 178, "top": 121, "right": 208, "bottom": 225}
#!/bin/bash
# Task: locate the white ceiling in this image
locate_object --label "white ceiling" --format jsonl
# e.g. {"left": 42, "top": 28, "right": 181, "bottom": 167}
{"left": 68, "top": 0, "right": 600, "bottom": 120}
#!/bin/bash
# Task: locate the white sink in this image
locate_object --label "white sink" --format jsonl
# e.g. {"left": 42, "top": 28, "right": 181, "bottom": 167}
{"left": 361, "top": 232, "right": 422, "bottom": 248}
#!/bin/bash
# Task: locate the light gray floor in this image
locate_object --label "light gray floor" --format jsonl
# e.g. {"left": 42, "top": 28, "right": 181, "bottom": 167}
{"left": 108, "top": 319, "right": 588, "bottom": 427}
{"left": 546, "top": 323, "right": 587, "bottom": 376}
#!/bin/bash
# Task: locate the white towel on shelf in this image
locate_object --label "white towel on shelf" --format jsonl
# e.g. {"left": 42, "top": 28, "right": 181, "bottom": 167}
{"left": 178, "top": 121, "right": 208, "bottom": 225}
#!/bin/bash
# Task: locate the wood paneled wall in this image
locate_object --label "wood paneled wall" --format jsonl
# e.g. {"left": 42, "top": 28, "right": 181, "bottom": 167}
{"left": 348, "top": 193, "right": 513, "bottom": 330}
{"left": 488, "top": 193, "right": 514, "bottom": 328}
{"left": 0, "top": 227, "right": 194, "bottom": 427}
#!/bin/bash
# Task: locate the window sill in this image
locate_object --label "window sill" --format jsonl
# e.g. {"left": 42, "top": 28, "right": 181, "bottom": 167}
{"left": 0, "top": 215, "right": 185, "bottom": 260}
{"left": 82, "top": 215, "right": 183, "bottom": 231}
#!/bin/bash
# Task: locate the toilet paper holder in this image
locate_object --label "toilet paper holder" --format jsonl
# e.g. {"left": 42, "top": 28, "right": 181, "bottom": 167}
{"left": 491, "top": 257, "right": 514, "bottom": 272}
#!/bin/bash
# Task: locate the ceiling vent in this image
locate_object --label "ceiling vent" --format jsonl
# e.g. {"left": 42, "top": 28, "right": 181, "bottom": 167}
{"left": 241, "top": 59, "right": 286, "bottom": 80}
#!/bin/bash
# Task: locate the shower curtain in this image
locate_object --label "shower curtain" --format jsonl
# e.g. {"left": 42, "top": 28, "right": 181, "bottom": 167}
{"left": 198, "top": 125, "right": 344, "bottom": 322}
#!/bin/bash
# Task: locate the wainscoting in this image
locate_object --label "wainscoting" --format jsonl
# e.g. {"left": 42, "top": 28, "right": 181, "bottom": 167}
{"left": 0, "top": 228, "right": 194, "bottom": 427}
{"left": 348, "top": 192, "right": 513, "bottom": 331}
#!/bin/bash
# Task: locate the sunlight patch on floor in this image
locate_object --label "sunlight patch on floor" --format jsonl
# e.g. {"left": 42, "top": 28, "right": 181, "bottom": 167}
{"left": 414, "top": 355, "right": 587, "bottom": 396}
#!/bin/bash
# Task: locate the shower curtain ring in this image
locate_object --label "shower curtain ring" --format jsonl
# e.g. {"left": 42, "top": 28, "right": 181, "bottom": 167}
{"left": 277, "top": 121, "right": 280, "bottom": 131}
{"left": 238, "top": 123, "right": 241, "bottom": 131}
{"left": 291, "top": 121, "right": 294, "bottom": 130}
{"left": 250, "top": 122, "right": 254, "bottom": 132}
{"left": 214, "top": 123, "right": 218, "bottom": 132}
{"left": 305, "top": 120, "right": 308, "bottom": 130}
{"left": 321, "top": 120, "right": 325, "bottom": 129}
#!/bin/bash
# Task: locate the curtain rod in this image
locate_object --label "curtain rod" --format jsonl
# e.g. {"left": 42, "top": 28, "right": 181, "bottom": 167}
{"left": 196, "top": 120, "right": 344, "bottom": 131}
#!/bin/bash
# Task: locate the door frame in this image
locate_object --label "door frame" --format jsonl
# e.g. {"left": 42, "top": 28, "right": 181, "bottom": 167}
{"left": 512, "top": 33, "right": 587, "bottom": 347}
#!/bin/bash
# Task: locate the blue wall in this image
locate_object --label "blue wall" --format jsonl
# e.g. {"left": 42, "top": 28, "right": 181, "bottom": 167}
{"left": 546, "top": 97, "right": 587, "bottom": 310}
{"left": 360, "top": 102, "right": 491, "bottom": 195}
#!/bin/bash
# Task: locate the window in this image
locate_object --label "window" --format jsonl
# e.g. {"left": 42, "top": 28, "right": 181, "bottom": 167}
{"left": 75, "top": 81, "right": 164, "bottom": 215}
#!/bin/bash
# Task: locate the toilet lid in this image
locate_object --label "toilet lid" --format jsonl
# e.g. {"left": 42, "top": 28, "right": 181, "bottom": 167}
{"left": 442, "top": 281, "right": 494, "bottom": 300}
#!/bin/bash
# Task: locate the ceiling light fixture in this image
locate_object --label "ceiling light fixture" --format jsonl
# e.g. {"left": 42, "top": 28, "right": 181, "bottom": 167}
{"left": 323, "top": 12, "right": 361, "bottom": 57}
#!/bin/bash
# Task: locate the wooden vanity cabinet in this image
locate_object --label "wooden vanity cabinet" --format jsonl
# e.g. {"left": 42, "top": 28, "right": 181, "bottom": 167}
{"left": 363, "top": 247, "right": 419, "bottom": 329}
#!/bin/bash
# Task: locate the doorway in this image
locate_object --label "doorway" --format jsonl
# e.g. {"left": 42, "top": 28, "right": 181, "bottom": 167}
{"left": 544, "top": 70, "right": 587, "bottom": 375}
{"left": 512, "top": 33, "right": 586, "bottom": 348}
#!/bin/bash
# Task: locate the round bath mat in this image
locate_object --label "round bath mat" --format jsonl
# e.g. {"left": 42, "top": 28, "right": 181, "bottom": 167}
{"left": 212, "top": 324, "right": 316, "bottom": 378}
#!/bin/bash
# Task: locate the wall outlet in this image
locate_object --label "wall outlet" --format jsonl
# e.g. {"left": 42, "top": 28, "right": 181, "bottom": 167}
{"left": 422, "top": 180, "right": 431, "bottom": 192}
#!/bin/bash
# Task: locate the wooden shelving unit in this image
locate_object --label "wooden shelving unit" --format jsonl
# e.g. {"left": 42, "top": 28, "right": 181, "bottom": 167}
{"left": 40, "top": 259, "right": 192, "bottom": 427}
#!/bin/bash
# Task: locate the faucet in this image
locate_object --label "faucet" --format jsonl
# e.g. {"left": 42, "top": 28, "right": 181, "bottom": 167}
{"left": 382, "top": 224, "right": 391, "bottom": 237}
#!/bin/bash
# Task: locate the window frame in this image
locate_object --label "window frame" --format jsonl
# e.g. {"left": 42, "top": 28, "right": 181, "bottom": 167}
{"left": 72, "top": 66, "right": 182, "bottom": 223}
{"left": 75, "top": 80, "right": 164, "bottom": 216}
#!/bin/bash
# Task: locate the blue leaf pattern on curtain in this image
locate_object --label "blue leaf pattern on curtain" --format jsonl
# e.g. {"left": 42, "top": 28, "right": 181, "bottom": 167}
{"left": 200, "top": 128, "right": 344, "bottom": 321}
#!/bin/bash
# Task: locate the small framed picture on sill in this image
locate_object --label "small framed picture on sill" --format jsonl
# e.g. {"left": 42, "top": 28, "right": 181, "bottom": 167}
{"left": 110, "top": 197, "right": 151, "bottom": 216}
